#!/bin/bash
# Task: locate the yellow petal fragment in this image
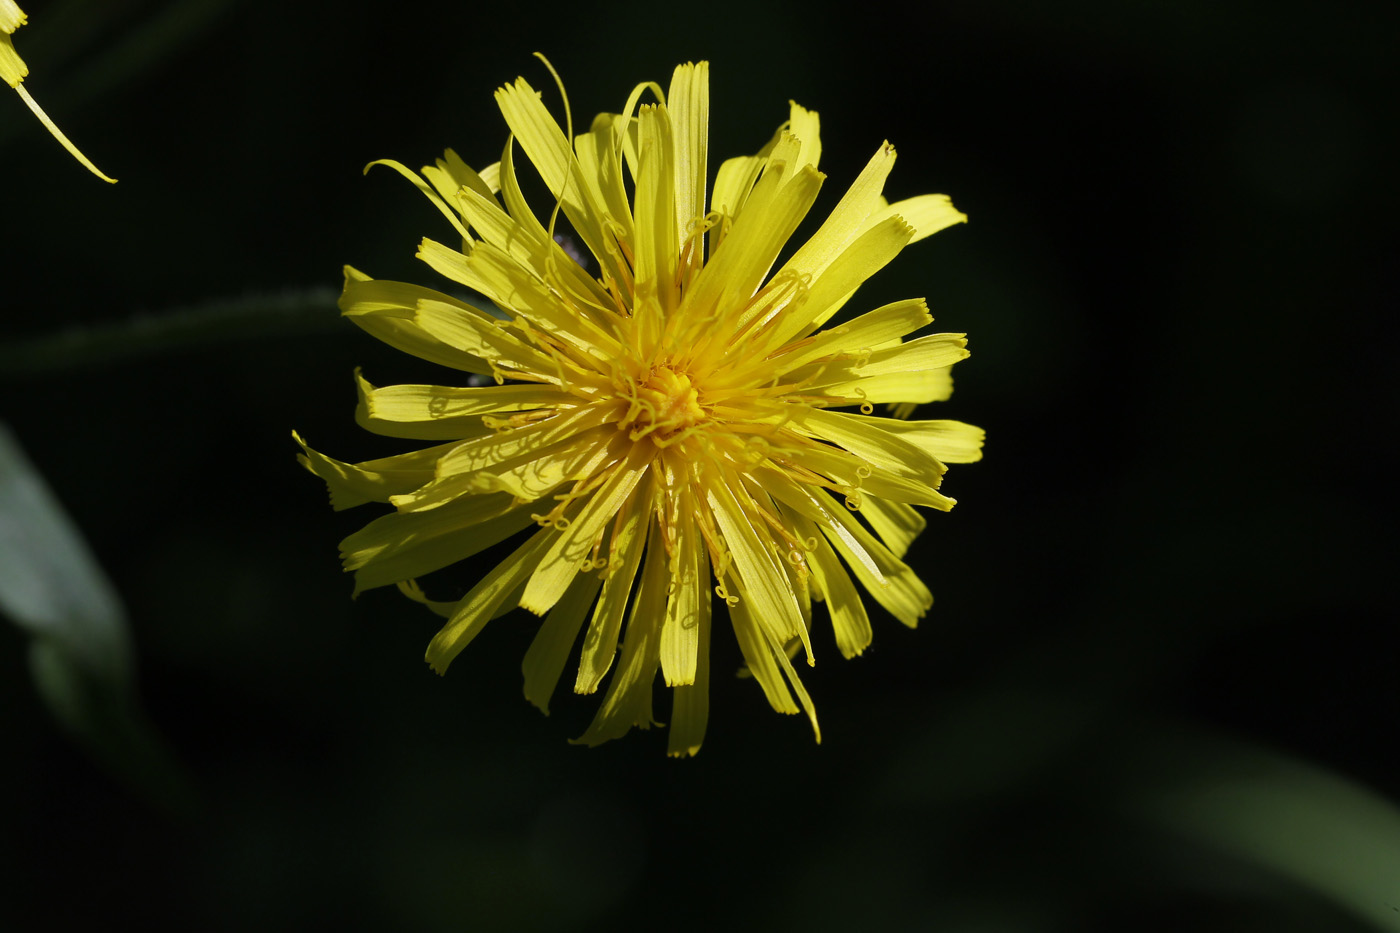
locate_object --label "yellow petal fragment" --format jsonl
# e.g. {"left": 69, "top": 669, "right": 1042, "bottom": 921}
{"left": 865, "top": 193, "right": 967, "bottom": 243}
{"left": 859, "top": 496, "right": 926, "bottom": 558}
{"left": 522, "top": 570, "right": 602, "bottom": 714}
{"left": 420, "top": 237, "right": 619, "bottom": 360}
{"left": 13, "top": 84, "right": 117, "bottom": 183}
{"left": 397, "top": 579, "right": 458, "bottom": 619}
{"left": 425, "top": 527, "right": 556, "bottom": 673}
{"left": 802, "top": 485, "right": 932, "bottom": 627}
{"left": 574, "top": 114, "right": 635, "bottom": 243}
{"left": 793, "top": 333, "right": 968, "bottom": 388}
{"left": 762, "top": 610, "right": 821, "bottom": 742}
{"left": 1, "top": 2, "right": 26, "bottom": 34}
{"left": 422, "top": 148, "right": 495, "bottom": 206}
{"left": 774, "top": 436, "right": 956, "bottom": 511}
{"left": 409, "top": 296, "right": 557, "bottom": 376}
{"left": 709, "top": 154, "right": 765, "bottom": 245}
{"left": 366, "top": 159, "right": 471, "bottom": 242}
{"left": 785, "top": 101, "right": 822, "bottom": 174}
{"left": 708, "top": 122, "right": 783, "bottom": 246}
{"left": 1, "top": 32, "right": 26, "bottom": 86}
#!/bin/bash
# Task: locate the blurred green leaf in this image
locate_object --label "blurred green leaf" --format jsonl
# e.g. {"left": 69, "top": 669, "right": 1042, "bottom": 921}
{"left": 1131, "top": 736, "right": 1400, "bottom": 931}
{"left": 0, "top": 422, "right": 193, "bottom": 813}
{"left": 0, "top": 421, "right": 131, "bottom": 682}
{"left": 0, "top": 287, "right": 340, "bottom": 375}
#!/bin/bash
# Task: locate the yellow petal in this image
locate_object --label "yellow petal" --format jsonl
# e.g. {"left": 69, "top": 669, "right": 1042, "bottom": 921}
{"left": 432, "top": 403, "right": 619, "bottom": 478}
{"left": 862, "top": 417, "right": 986, "bottom": 464}
{"left": 728, "top": 586, "right": 798, "bottom": 714}
{"left": 425, "top": 527, "right": 555, "bottom": 673}
{"left": 521, "top": 446, "right": 652, "bottom": 616}
{"left": 494, "top": 76, "right": 617, "bottom": 279}
{"left": 768, "top": 213, "right": 914, "bottom": 348}
{"left": 12, "top": 84, "right": 116, "bottom": 182}
{"left": 573, "top": 519, "right": 669, "bottom": 746}
{"left": 706, "top": 467, "right": 811, "bottom": 663}
{"left": 665, "top": 570, "right": 711, "bottom": 757}
{"left": 776, "top": 141, "right": 895, "bottom": 287}
{"left": 494, "top": 138, "right": 617, "bottom": 315}
{"left": 1, "top": 31, "right": 26, "bottom": 86}
{"left": 365, "top": 158, "right": 470, "bottom": 241}
{"left": 667, "top": 61, "right": 709, "bottom": 245}
{"left": 807, "top": 367, "right": 955, "bottom": 406}
{"left": 522, "top": 570, "right": 602, "bottom": 714}
{"left": 294, "top": 431, "right": 464, "bottom": 510}
{"left": 659, "top": 502, "right": 704, "bottom": 687}
{"left": 338, "top": 268, "right": 495, "bottom": 374}
{"left": 574, "top": 114, "right": 635, "bottom": 245}
{"left": 632, "top": 103, "right": 680, "bottom": 317}
{"left": 859, "top": 496, "right": 926, "bottom": 559}
{"left": 394, "top": 425, "right": 621, "bottom": 511}
{"left": 789, "top": 407, "right": 947, "bottom": 489}
{"left": 575, "top": 472, "right": 655, "bottom": 693}
{"left": 1, "top": 3, "right": 27, "bottom": 35}
{"left": 342, "top": 494, "right": 537, "bottom": 595}
{"left": 801, "top": 519, "right": 874, "bottom": 659}
{"left": 680, "top": 159, "right": 823, "bottom": 333}
{"left": 357, "top": 372, "right": 562, "bottom": 428}
{"left": 865, "top": 193, "right": 967, "bottom": 242}
{"left": 769, "top": 298, "right": 932, "bottom": 375}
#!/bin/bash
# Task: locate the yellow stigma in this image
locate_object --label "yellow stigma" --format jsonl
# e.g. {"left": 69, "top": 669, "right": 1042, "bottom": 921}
{"left": 623, "top": 366, "right": 705, "bottom": 441}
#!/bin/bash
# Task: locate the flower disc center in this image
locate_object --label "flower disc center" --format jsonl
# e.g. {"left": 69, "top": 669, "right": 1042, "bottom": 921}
{"left": 626, "top": 366, "right": 705, "bottom": 439}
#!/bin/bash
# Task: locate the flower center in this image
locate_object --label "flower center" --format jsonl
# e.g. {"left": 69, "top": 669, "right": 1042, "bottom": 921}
{"left": 623, "top": 366, "right": 705, "bottom": 441}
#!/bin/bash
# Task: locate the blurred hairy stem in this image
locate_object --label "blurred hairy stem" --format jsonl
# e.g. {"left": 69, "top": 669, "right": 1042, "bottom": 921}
{"left": 0, "top": 287, "right": 341, "bottom": 375}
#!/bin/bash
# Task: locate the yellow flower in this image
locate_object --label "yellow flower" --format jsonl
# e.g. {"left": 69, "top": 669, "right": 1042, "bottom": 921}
{"left": 2, "top": 0, "right": 115, "bottom": 182}
{"left": 298, "top": 60, "right": 982, "bottom": 755}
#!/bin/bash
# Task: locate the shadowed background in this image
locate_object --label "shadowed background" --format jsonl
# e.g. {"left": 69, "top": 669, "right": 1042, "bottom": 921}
{"left": 1, "top": 0, "right": 1395, "bottom": 929}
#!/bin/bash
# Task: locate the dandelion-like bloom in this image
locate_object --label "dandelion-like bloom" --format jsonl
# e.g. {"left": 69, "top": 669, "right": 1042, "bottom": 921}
{"left": 2, "top": 0, "right": 115, "bottom": 182}
{"left": 298, "top": 60, "right": 982, "bottom": 755}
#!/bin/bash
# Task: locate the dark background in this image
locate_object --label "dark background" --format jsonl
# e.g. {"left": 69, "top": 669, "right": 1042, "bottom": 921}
{"left": 1, "top": 0, "right": 1395, "bottom": 929}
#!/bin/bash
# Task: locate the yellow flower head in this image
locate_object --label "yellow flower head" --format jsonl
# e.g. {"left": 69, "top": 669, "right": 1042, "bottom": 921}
{"left": 2, "top": 0, "right": 115, "bottom": 182}
{"left": 298, "top": 59, "right": 982, "bottom": 755}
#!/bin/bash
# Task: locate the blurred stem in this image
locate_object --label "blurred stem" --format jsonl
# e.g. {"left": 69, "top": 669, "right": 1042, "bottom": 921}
{"left": 0, "top": 286, "right": 341, "bottom": 375}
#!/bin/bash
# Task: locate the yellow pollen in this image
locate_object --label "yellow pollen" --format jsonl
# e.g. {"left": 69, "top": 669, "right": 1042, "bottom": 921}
{"left": 623, "top": 367, "right": 705, "bottom": 439}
